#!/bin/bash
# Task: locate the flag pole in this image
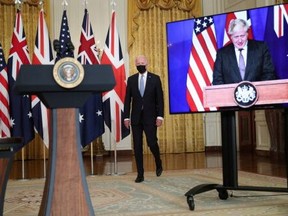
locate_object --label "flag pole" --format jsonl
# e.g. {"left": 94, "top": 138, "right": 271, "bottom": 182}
{"left": 112, "top": 138, "right": 126, "bottom": 176}
{"left": 106, "top": 129, "right": 113, "bottom": 175}
{"left": 113, "top": 140, "right": 118, "bottom": 174}
{"left": 21, "top": 148, "right": 25, "bottom": 179}
{"left": 90, "top": 142, "right": 94, "bottom": 175}
{"left": 107, "top": 120, "right": 125, "bottom": 176}
{"left": 43, "top": 144, "right": 46, "bottom": 178}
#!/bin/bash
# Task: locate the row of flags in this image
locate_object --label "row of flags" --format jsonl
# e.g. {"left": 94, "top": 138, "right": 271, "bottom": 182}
{"left": 0, "top": 6, "right": 129, "bottom": 150}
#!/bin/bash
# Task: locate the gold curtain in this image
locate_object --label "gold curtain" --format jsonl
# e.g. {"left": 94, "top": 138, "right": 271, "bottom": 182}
{"left": 128, "top": 0, "right": 204, "bottom": 154}
{"left": 0, "top": 0, "right": 50, "bottom": 159}
{"left": 276, "top": 0, "right": 288, "bottom": 3}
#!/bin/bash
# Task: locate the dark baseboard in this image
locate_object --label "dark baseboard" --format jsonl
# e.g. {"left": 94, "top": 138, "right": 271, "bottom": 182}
{"left": 205, "top": 146, "right": 222, "bottom": 152}
{"left": 104, "top": 150, "right": 133, "bottom": 156}
{"left": 83, "top": 149, "right": 133, "bottom": 157}
{"left": 255, "top": 149, "right": 285, "bottom": 159}
{"left": 255, "top": 149, "right": 270, "bottom": 157}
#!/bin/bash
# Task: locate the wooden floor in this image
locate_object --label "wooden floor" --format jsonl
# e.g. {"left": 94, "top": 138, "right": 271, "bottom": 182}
{"left": 9, "top": 151, "right": 287, "bottom": 180}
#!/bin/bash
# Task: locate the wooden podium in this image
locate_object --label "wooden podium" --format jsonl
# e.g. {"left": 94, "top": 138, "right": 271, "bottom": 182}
{"left": 185, "top": 79, "right": 288, "bottom": 211}
{"left": 0, "top": 137, "right": 23, "bottom": 215}
{"left": 15, "top": 63, "right": 115, "bottom": 216}
{"left": 203, "top": 79, "right": 288, "bottom": 108}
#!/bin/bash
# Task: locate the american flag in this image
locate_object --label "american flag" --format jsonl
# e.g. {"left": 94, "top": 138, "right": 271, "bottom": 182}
{"left": 0, "top": 43, "right": 11, "bottom": 137}
{"left": 101, "top": 10, "right": 130, "bottom": 143}
{"left": 57, "top": 9, "right": 74, "bottom": 60}
{"left": 7, "top": 9, "right": 34, "bottom": 147}
{"left": 186, "top": 16, "right": 218, "bottom": 112}
{"left": 31, "top": 8, "right": 54, "bottom": 147}
{"left": 77, "top": 8, "right": 104, "bottom": 147}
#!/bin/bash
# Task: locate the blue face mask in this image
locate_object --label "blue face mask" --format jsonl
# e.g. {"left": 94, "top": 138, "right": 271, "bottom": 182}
{"left": 137, "top": 65, "right": 146, "bottom": 74}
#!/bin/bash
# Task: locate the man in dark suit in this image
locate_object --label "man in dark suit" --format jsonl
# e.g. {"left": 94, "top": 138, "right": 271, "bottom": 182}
{"left": 124, "top": 55, "right": 164, "bottom": 183}
{"left": 212, "top": 18, "right": 276, "bottom": 85}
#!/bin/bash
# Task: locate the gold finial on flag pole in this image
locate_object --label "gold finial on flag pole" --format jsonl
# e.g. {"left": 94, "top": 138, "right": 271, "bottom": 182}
{"left": 111, "top": 0, "right": 116, "bottom": 10}
{"left": 62, "top": 0, "right": 68, "bottom": 9}
{"left": 82, "top": 0, "right": 88, "bottom": 8}
{"left": 39, "top": 0, "right": 44, "bottom": 9}
{"left": 14, "top": 0, "right": 22, "bottom": 10}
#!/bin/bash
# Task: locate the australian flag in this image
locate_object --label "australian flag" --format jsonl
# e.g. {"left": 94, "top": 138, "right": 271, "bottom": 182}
{"left": 7, "top": 9, "right": 34, "bottom": 148}
{"left": 77, "top": 8, "right": 104, "bottom": 147}
{"left": 264, "top": 4, "right": 288, "bottom": 79}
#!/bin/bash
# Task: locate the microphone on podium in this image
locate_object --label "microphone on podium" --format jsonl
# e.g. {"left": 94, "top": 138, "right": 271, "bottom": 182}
{"left": 53, "top": 39, "right": 61, "bottom": 60}
{"left": 66, "top": 41, "right": 74, "bottom": 53}
{"left": 53, "top": 39, "right": 74, "bottom": 61}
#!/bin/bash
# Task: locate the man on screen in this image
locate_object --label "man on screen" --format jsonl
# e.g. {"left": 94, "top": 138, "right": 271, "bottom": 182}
{"left": 212, "top": 18, "right": 276, "bottom": 85}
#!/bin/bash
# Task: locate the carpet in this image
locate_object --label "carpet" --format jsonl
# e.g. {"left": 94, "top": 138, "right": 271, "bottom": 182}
{"left": 3, "top": 168, "right": 288, "bottom": 216}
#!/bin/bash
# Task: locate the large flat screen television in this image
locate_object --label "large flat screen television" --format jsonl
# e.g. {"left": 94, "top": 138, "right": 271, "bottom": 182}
{"left": 166, "top": 3, "right": 288, "bottom": 114}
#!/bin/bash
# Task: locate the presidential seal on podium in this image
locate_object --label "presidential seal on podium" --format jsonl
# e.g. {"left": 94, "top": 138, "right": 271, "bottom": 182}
{"left": 53, "top": 57, "right": 84, "bottom": 88}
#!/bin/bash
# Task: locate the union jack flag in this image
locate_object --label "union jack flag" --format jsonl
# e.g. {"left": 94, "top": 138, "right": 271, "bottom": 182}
{"left": 0, "top": 43, "right": 11, "bottom": 137}
{"left": 223, "top": 11, "right": 254, "bottom": 46}
{"left": 7, "top": 9, "right": 34, "bottom": 147}
{"left": 186, "top": 16, "right": 218, "bottom": 112}
{"left": 273, "top": 4, "right": 288, "bottom": 38}
{"left": 77, "top": 8, "right": 104, "bottom": 147}
{"left": 101, "top": 10, "right": 130, "bottom": 143}
{"left": 32, "top": 8, "right": 54, "bottom": 147}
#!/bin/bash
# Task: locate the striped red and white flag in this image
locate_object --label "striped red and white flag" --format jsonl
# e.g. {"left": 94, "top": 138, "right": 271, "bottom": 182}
{"left": 32, "top": 8, "right": 54, "bottom": 147}
{"left": 186, "top": 16, "right": 218, "bottom": 112}
{"left": 101, "top": 9, "right": 130, "bottom": 143}
{"left": 0, "top": 43, "right": 11, "bottom": 137}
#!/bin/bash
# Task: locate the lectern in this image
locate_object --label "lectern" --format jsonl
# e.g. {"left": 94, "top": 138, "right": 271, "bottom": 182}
{"left": 185, "top": 80, "right": 288, "bottom": 210}
{"left": 0, "top": 137, "right": 23, "bottom": 215}
{"left": 15, "top": 59, "right": 115, "bottom": 216}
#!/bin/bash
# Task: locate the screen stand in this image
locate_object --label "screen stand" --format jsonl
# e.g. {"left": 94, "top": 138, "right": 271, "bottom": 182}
{"left": 185, "top": 110, "right": 288, "bottom": 211}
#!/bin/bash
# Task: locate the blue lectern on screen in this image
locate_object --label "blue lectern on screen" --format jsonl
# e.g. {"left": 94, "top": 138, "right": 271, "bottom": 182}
{"left": 166, "top": 3, "right": 288, "bottom": 114}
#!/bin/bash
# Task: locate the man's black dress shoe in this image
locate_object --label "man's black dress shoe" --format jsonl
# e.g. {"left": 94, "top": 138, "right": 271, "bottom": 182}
{"left": 135, "top": 176, "right": 144, "bottom": 183}
{"left": 156, "top": 167, "right": 163, "bottom": 177}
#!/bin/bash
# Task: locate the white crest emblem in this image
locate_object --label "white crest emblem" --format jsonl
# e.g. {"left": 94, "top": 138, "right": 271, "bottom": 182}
{"left": 234, "top": 82, "right": 258, "bottom": 108}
